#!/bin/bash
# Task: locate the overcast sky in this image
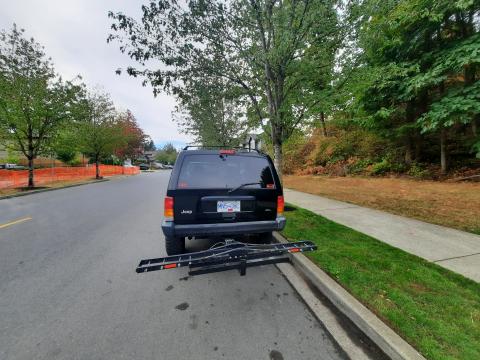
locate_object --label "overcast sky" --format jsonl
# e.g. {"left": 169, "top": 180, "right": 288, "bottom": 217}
{"left": 0, "top": 0, "right": 191, "bottom": 148}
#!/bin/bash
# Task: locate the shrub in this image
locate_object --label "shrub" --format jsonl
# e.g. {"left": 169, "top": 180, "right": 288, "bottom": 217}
{"left": 312, "top": 138, "right": 338, "bottom": 166}
{"left": 371, "top": 159, "right": 391, "bottom": 175}
{"left": 473, "top": 140, "right": 480, "bottom": 159}
{"left": 371, "top": 152, "right": 407, "bottom": 175}
{"left": 3, "top": 148, "right": 20, "bottom": 164}
{"left": 68, "top": 157, "right": 83, "bottom": 166}
{"left": 282, "top": 130, "right": 310, "bottom": 174}
{"left": 407, "top": 162, "right": 431, "bottom": 179}
{"left": 309, "top": 126, "right": 387, "bottom": 168}
{"left": 348, "top": 157, "right": 373, "bottom": 174}
{"left": 56, "top": 149, "right": 76, "bottom": 164}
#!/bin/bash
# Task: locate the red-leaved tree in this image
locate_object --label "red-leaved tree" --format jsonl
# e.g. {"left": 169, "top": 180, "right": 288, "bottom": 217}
{"left": 115, "top": 110, "right": 146, "bottom": 162}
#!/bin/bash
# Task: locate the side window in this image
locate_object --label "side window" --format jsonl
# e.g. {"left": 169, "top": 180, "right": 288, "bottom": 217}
{"left": 259, "top": 165, "right": 274, "bottom": 186}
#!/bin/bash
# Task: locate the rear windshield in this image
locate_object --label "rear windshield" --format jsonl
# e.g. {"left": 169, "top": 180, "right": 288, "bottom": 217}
{"left": 177, "top": 154, "right": 275, "bottom": 189}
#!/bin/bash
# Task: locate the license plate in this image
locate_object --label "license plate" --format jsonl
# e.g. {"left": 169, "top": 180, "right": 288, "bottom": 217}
{"left": 217, "top": 200, "right": 241, "bottom": 213}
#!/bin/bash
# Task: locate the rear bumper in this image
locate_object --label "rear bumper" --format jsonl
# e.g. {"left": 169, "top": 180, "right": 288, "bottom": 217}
{"left": 162, "top": 217, "right": 286, "bottom": 238}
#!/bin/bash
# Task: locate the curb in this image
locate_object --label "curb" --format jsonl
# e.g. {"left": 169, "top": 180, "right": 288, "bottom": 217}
{"left": 273, "top": 232, "right": 426, "bottom": 360}
{"left": 0, "top": 179, "right": 109, "bottom": 200}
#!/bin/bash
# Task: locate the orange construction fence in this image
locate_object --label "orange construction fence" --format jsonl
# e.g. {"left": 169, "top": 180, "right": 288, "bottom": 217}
{"left": 0, "top": 165, "right": 140, "bottom": 189}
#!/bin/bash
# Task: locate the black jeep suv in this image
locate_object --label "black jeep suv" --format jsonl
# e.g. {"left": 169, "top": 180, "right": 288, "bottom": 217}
{"left": 161, "top": 147, "right": 286, "bottom": 254}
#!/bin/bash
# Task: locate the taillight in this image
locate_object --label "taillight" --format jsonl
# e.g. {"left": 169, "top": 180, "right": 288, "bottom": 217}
{"left": 164, "top": 196, "right": 174, "bottom": 220}
{"left": 277, "top": 195, "right": 284, "bottom": 216}
{"left": 219, "top": 149, "right": 236, "bottom": 155}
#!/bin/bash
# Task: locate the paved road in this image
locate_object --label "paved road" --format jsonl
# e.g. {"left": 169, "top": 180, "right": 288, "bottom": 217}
{"left": 0, "top": 172, "right": 347, "bottom": 360}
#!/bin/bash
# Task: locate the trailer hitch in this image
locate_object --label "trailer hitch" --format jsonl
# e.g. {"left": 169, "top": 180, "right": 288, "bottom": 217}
{"left": 136, "top": 239, "right": 317, "bottom": 276}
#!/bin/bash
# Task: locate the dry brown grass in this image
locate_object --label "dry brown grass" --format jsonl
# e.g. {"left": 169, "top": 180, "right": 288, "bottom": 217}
{"left": 284, "top": 175, "right": 480, "bottom": 234}
{"left": 0, "top": 178, "right": 99, "bottom": 197}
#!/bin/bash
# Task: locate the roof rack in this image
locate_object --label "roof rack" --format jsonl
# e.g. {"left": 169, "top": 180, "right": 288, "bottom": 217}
{"left": 182, "top": 145, "right": 263, "bottom": 153}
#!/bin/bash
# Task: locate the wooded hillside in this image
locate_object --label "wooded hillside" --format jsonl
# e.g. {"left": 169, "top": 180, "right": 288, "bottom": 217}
{"left": 282, "top": 0, "right": 480, "bottom": 178}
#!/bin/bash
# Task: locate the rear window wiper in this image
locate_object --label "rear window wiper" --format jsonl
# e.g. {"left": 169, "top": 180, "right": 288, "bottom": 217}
{"left": 228, "top": 182, "right": 262, "bottom": 193}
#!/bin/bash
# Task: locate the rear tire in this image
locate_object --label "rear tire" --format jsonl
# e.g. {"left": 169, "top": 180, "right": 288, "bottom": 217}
{"left": 165, "top": 236, "right": 185, "bottom": 255}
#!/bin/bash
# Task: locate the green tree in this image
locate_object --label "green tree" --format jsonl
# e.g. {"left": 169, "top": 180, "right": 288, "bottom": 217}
{"left": 155, "top": 143, "right": 178, "bottom": 165}
{"left": 173, "top": 75, "right": 248, "bottom": 146}
{"left": 53, "top": 127, "right": 79, "bottom": 164}
{"left": 345, "top": 0, "right": 480, "bottom": 173}
{"left": 108, "top": 0, "right": 339, "bottom": 178}
{"left": 143, "top": 136, "right": 156, "bottom": 152}
{"left": 0, "top": 25, "right": 82, "bottom": 187}
{"left": 77, "top": 91, "right": 125, "bottom": 179}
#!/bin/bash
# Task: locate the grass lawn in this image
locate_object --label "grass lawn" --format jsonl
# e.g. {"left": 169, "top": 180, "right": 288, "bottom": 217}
{"left": 282, "top": 204, "right": 480, "bottom": 360}
{"left": 283, "top": 175, "right": 480, "bottom": 234}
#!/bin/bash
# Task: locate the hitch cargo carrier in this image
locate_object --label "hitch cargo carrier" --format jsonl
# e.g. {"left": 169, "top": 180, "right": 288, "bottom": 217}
{"left": 136, "top": 240, "right": 316, "bottom": 276}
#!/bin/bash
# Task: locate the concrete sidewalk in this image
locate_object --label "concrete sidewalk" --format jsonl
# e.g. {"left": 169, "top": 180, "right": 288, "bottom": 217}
{"left": 285, "top": 188, "right": 480, "bottom": 282}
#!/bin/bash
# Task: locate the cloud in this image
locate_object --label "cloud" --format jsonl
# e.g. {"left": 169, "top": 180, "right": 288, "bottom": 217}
{"left": 0, "top": 0, "right": 192, "bottom": 144}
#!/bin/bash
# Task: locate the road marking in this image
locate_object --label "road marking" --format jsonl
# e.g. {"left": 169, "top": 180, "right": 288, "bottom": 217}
{"left": 0, "top": 217, "right": 32, "bottom": 229}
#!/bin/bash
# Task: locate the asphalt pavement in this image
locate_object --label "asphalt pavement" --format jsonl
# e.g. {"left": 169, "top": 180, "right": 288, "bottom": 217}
{"left": 0, "top": 172, "right": 348, "bottom": 360}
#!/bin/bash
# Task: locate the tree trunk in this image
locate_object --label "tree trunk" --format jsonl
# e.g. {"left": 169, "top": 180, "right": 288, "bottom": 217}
{"left": 273, "top": 140, "right": 283, "bottom": 181}
{"left": 404, "top": 138, "right": 413, "bottom": 165}
{"left": 27, "top": 128, "right": 35, "bottom": 188}
{"left": 95, "top": 157, "right": 100, "bottom": 179}
{"left": 465, "top": 64, "right": 476, "bottom": 137}
{"left": 404, "top": 100, "right": 415, "bottom": 165}
{"left": 320, "top": 112, "right": 327, "bottom": 137}
{"left": 440, "top": 129, "right": 447, "bottom": 174}
{"left": 404, "top": 148, "right": 412, "bottom": 165}
{"left": 28, "top": 157, "right": 34, "bottom": 188}
{"left": 414, "top": 132, "right": 422, "bottom": 161}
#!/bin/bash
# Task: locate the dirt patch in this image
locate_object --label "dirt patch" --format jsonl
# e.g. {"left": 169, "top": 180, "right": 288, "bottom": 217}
{"left": 0, "top": 179, "right": 100, "bottom": 198}
{"left": 408, "top": 283, "right": 430, "bottom": 293}
{"left": 284, "top": 175, "right": 480, "bottom": 234}
{"left": 16, "top": 186, "right": 50, "bottom": 191}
